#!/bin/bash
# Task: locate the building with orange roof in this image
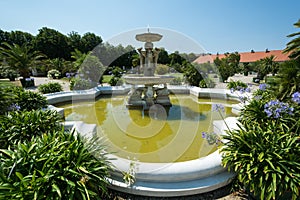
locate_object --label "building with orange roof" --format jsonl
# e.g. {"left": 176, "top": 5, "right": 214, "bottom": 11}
{"left": 193, "top": 49, "right": 290, "bottom": 64}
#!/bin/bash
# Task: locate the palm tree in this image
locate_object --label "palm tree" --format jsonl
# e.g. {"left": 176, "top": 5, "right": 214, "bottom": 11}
{"left": 275, "top": 59, "right": 300, "bottom": 100}
{"left": 283, "top": 19, "right": 300, "bottom": 59}
{"left": 0, "top": 42, "right": 44, "bottom": 79}
{"left": 71, "top": 49, "right": 88, "bottom": 70}
{"left": 260, "top": 55, "right": 279, "bottom": 76}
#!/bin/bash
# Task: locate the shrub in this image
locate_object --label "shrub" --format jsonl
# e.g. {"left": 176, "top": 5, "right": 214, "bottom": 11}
{"left": 227, "top": 80, "right": 248, "bottom": 90}
{"left": 0, "top": 86, "right": 16, "bottom": 115}
{"left": 221, "top": 121, "right": 300, "bottom": 200}
{"left": 47, "top": 69, "right": 61, "bottom": 79}
{"left": 0, "top": 67, "right": 19, "bottom": 81}
{"left": 155, "top": 64, "right": 169, "bottom": 75}
{"left": 221, "top": 89, "right": 300, "bottom": 200}
{"left": 169, "top": 77, "right": 182, "bottom": 85}
{"left": 0, "top": 130, "right": 112, "bottom": 199}
{"left": 3, "top": 86, "right": 48, "bottom": 111}
{"left": 70, "top": 78, "right": 92, "bottom": 90}
{"left": 0, "top": 109, "right": 62, "bottom": 149}
{"left": 109, "top": 76, "right": 123, "bottom": 86}
{"left": 38, "top": 82, "right": 63, "bottom": 94}
{"left": 199, "top": 78, "right": 215, "bottom": 88}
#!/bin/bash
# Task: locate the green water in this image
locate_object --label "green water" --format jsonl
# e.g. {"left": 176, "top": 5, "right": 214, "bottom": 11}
{"left": 60, "top": 95, "right": 238, "bottom": 163}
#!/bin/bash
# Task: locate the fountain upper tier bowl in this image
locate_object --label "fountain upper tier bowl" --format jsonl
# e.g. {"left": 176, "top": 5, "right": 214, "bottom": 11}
{"left": 124, "top": 75, "right": 174, "bottom": 85}
{"left": 135, "top": 32, "right": 163, "bottom": 42}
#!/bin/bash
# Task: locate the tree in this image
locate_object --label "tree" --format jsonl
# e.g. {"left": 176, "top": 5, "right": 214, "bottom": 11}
{"left": 9, "top": 31, "right": 34, "bottom": 46}
{"left": 71, "top": 49, "right": 88, "bottom": 70}
{"left": 158, "top": 48, "right": 170, "bottom": 64}
{"left": 34, "top": 27, "right": 71, "bottom": 59}
{"left": 0, "top": 29, "right": 10, "bottom": 46}
{"left": 259, "top": 55, "right": 279, "bottom": 77}
{"left": 0, "top": 42, "right": 44, "bottom": 78}
{"left": 214, "top": 52, "right": 240, "bottom": 82}
{"left": 81, "top": 32, "right": 102, "bottom": 53}
{"left": 183, "top": 62, "right": 203, "bottom": 86}
{"left": 283, "top": 19, "right": 300, "bottom": 59}
{"left": 275, "top": 59, "right": 300, "bottom": 100}
{"left": 68, "top": 31, "right": 83, "bottom": 52}
{"left": 77, "top": 54, "right": 106, "bottom": 86}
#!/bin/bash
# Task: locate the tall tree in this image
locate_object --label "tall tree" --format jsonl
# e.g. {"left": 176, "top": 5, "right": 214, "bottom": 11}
{"left": 214, "top": 52, "right": 239, "bottom": 82}
{"left": 68, "top": 31, "right": 83, "bottom": 52}
{"left": 158, "top": 48, "right": 170, "bottom": 64}
{"left": 0, "top": 42, "right": 44, "bottom": 78}
{"left": 9, "top": 31, "right": 34, "bottom": 46}
{"left": 283, "top": 19, "right": 300, "bottom": 59}
{"left": 81, "top": 32, "right": 102, "bottom": 53}
{"left": 34, "top": 27, "right": 70, "bottom": 59}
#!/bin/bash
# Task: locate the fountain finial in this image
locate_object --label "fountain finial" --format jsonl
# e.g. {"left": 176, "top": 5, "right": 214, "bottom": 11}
{"left": 147, "top": 24, "right": 150, "bottom": 33}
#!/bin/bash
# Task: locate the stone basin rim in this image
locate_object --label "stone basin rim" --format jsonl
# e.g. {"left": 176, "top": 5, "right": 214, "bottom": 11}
{"left": 46, "top": 86, "right": 243, "bottom": 197}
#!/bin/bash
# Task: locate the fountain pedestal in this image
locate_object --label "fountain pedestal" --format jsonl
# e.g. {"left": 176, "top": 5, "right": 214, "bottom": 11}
{"left": 124, "top": 31, "right": 174, "bottom": 109}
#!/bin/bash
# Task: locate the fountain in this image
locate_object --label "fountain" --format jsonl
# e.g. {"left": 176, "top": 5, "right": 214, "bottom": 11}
{"left": 124, "top": 30, "right": 174, "bottom": 108}
{"left": 45, "top": 28, "right": 244, "bottom": 198}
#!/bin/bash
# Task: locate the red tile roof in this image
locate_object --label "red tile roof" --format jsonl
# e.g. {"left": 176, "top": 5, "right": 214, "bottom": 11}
{"left": 194, "top": 50, "right": 290, "bottom": 64}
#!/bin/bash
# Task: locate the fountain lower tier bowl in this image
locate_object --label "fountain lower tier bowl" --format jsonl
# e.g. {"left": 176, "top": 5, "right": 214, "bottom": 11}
{"left": 124, "top": 75, "right": 174, "bottom": 85}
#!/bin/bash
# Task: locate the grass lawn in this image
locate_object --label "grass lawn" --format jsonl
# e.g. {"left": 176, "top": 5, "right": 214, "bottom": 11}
{"left": 102, "top": 75, "right": 112, "bottom": 83}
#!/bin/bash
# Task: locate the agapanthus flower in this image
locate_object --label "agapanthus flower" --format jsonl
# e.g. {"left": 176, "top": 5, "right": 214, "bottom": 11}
{"left": 212, "top": 104, "right": 225, "bottom": 113}
{"left": 9, "top": 103, "right": 21, "bottom": 111}
{"left": 259, "top": 83, "right": 269, "bottom": 91}
{"left": 291, "top": 92, "right": 300, "bottom": 104}
{"left": 264, "top": 100, "right": 293, "bottom": 118}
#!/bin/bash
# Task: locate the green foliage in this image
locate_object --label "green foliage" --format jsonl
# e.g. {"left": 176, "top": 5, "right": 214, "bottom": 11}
{"left": 0, "top": 66, "right": 19, "bottom": 81}
{"left": 34, "top": 27, "right": 71, "bottom": 59}
{"left": 38, "top": 82, "right": 63, "bottom": 94}
{"left": 169, "top": 77, "right": 182, "bottom": 85}
{"left": 214, "top": 52, "right": 239, "bottom": 82}
{"left": 183, "top": 63, "right": 203, "bottom": 86}
{"left": 0, "top": 130, "right": 111, "bottom": 199}
{"left": 0, "top": 42, "right": 44, "bottom": 78}
{"left": 221, "top": 122, "right": 300, "bottom": 200}
{"left": 47, "top": 69, "right": 61, "bottom": 79}
{"left": 275, "top": 59, "right": 300, "bottom": 100}
{"left": 109, "top": 67, "right": 123, "bottom": 86}
{"left": 0, "top": 110, "right": 62, "bottom": 149}
{"left": 227, "top": 80, "right": 247, "bottom": 90}
{"left": 0, "top": 86, "right": 16, "bottom": 115}
{"left": 199, "top": 78, "right": 215, "bottom": 88}
{"left": 70, "top": 77, "right": 91, "bottom": 90}
{"left": 222, "top": 86, "right": 300, "bottom": 199}
{"left": 3, "top": 86, "right": 48, "bottom": 111}
{"left": 155, "top": 64, "right": 169, "bottom": 75}
{"left": 77, "top": 55, "right": 105, "bottom": 86}
{"left": 283, "top": 19, "right": 300, "bottom": 59}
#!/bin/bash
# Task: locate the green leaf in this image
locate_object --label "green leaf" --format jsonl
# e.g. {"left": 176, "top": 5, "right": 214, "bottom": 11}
{"left": 15, "top": 172, "right": 23, "bottom": 181}
{"left": 52, "top": 183, "right": 62, "bottom": 198}
{"left": 258, "top": 152, "right": 264, "bottom": 162}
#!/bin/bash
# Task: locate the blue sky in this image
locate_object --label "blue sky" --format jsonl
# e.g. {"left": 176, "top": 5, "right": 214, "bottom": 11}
{"left": 0, "top": 0, "right": 299, "bottom": 54}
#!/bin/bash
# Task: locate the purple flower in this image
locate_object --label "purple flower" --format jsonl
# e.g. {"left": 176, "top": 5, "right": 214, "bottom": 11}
{"left": 259, "top": 83, "right": 269, "bottom": 91}
{"left": 230, "top": 88, "right": 234, "bottom": 93}
{"left": 212, "top": 104, "right": 225, "bottom": 113}
{"left": 292, "top": 92, "right": 300, "bottom": 104}
{"left": 201, "top": 132, "right": 207, "bottom": 138}
{"left": 264, "top": 100, "right": 293, "bottom": 118}
{"left": 9, "top": 103, "right": 21, "bottom": 111}
{"left": 245, "top": 87, "right": 251, "bottom": 93}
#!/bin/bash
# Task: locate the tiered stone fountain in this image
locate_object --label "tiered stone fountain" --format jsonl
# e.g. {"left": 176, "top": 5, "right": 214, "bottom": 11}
{"left": 124, "top": 30, "right": 174, "bottom": 109}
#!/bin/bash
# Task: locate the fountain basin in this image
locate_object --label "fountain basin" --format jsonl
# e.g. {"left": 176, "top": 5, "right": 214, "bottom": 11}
{"left": 46, "top": 86, "right": 242, "bottom": 197}
{"left": 124, "top": 75, "right": 174, "bottom": 85}
{"left": 135, "top": 32, "right": 163, "bottom": 42}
